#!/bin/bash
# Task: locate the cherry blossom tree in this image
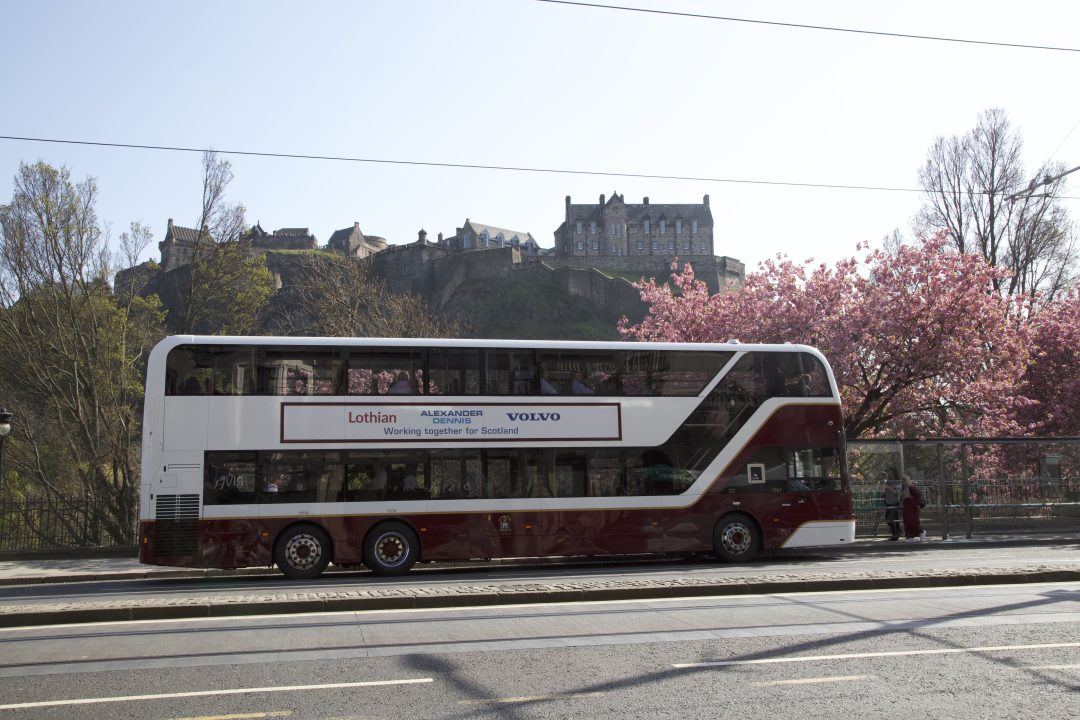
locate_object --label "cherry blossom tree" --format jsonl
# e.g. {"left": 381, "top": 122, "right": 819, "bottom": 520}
{"left": 620, "top": 234, "right": 1035, "bottom": 439}
{"left": 1020, "top": 289, "right": 1080, "bottom": 436}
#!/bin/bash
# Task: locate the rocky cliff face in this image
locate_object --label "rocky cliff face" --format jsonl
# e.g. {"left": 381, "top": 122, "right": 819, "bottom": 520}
{"left": 118, "top": 246, "right": 652, "bottom": 340}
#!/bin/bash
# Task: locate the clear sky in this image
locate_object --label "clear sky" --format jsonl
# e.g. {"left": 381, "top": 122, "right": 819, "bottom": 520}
{"left": 1, "top": 0, "right": 1078, "bottom": 273}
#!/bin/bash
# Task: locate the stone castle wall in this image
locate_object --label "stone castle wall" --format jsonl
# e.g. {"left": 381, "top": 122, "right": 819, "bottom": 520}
{"left": 536, "top": 253, "right": 744, "bottom": 293}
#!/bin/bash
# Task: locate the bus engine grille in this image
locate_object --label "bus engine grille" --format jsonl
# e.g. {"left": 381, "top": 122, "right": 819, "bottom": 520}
{"left": 154, "top": 494, "right": 200, "bottom": 556}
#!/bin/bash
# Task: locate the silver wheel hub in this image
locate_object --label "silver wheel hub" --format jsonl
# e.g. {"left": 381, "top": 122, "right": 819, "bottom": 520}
{"left": 284, "top": 533, "right": 322, "bottom": 570}
{"left": 721, "top": 523, "right": 752, "bottom": 555}
{"left": 374, "top": 532, "right": 409, "bottom": 568}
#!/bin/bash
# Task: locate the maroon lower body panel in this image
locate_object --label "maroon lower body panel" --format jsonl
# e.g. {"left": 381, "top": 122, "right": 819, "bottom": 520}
{"left": 139, "top": 404, "right": 854, "bottom": 569}
{"left": 139, "top": 489, "right": 852, "bottom": 569}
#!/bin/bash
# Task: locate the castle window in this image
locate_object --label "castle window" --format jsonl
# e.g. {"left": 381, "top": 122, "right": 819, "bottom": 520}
{"left": 699, "top": 242, "right": 708, "bottom": 253}
{"left": 684, "top": 241, "right": 692, "bottom": 252}
{"left": 676, "top": 219, "right": 682, "bottom": 235}
{"left": 610, "top": 225, "right": 616, "bottom": 237}
{"left": 636, "top": 240, "right": 644, "bottom": 250}
{"left": 590, "top": 221, "right": 596, "bottom": 235}
{"left": 660, "top": 219, "right": 666, "bottom": 234}
{"left": 592, "top": 242, "right": 599, "bottom": 251}
{"left": 576, "top": 241, "right": 583, "bottom": 252}
{"left": 644, "top": 219, "right": 650, "bottom": 234}
{"left": 692, "top": 219, "right": 698, "bottom": 235}
{"left": 651, "top": 241, "right": 659, "bottom": 251}
{"left": 668, "top": 240, "right": 675, "bottom": 251}
{"left": 575, "top": 221, "right": 583, "bottom": 235}
{"left": 616, "top": 226, "right": 622, "bottom": 239}
{"left": 463, "top": 235, "right": 472, "bottom": 249}
{"left": 610, "top": 245, "right": 617, "bottom": 254}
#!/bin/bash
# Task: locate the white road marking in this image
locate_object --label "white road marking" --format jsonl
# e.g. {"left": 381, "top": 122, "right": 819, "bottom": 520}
{"left": 459, "top": 691, "right": 604, "bottom": 705}
{"left": 751, "top": 674, "right": 873, "bottom": 687}
{"left": 171, "top": 713, "right": 291, "bottom": 720}
{"left": 673, "top": 642, "right": 1080, "bottom": 668}
{"left": 0, "top": 678, "right": 433, "bottom": 711}
{"left": 1, "top": 580, "right": 1076, "bottom": 633}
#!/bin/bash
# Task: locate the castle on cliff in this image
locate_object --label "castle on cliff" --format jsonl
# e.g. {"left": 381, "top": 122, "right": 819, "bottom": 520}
{"left": 117, "top": 193, "right": 744, "bottom": 336}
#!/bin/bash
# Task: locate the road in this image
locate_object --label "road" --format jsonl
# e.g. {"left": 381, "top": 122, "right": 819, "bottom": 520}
{"left": 2, "top": 542, "right": 1078, "bottom": 610}
{"left": 0, "top": 578, "right": 1078, "bottom": 718}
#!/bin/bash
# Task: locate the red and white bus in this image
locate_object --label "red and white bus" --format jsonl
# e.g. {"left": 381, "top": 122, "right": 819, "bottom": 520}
{"left": 139, "top": 336, "right": 854, "bottom": 579}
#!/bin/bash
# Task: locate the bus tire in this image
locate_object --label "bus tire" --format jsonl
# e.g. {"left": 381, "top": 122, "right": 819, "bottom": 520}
{"left": 274, "top": 524, "right": 333, "bottom": 580}
{"left": 364, "top": 521, "right": 420, "bottom": 576}
{"left": 713, "top": 513, "right": 760, "bottom": 563}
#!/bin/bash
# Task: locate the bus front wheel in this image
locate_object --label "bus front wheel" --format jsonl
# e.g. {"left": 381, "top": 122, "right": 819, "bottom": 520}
{"left": 275, "top": 524, "right": 332, "bottom": 580}
{"left": 713, "top": 513, "right": 761, "bottom": 563}
{"left": 364, "top": 522, "right": 419, "bottom": 576}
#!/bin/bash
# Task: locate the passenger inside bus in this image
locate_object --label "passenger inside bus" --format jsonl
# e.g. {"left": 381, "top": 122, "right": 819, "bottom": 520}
{"left": 570, "top": 371, "right": 595, "bottom": 395}
{"left": 539, "top": 368, "right": 558, "bottom": 395}
{"left": 388, "top": 371, "right": 415, "bottom": 394}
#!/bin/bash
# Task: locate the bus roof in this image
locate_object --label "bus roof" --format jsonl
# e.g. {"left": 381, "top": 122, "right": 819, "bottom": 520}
{"left": 154, "top": 335, "right": 828, "bottom": 358}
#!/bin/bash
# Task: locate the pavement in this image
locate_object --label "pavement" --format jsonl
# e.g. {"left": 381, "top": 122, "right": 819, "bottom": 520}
{"left": 1, "top": 532, "right": 1076, "bottom": 585}
{"left": 0, "top": 534, "right": 1076, "bottom": 628}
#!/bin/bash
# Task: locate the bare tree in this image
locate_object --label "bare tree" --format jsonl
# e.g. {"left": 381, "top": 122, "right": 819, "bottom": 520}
{"left": 917, "top": 108, "right": 1077, "bottom": 301}
{"left": 270, "top": 253, "right": 464, "bottom": 338}
{"left": 0, "top": 162, "right": 165, "bottom": 543}
{"left": 176, "top": 151, "right": 252, "bottom": 333}
{"left": 115, "top": 221, "right": 155, "bottom": 301}
{"left": 881, "top": 228, "right": 905, "bottom": 256}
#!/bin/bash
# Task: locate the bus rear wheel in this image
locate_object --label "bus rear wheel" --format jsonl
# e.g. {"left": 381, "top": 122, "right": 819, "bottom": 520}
{"left": 275, "top": 524, "right": 332, "bottom": 580}
{"left": 364, "top": 522, "right": 419, "bottom": 576}
{"left": 713, "top": 513, "right": 761, "bottom": 563}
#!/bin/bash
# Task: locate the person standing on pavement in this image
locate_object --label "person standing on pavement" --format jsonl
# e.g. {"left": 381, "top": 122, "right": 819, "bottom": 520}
{"left": 882, "top": 472, "right": 902, "bottom": 541}
{"left": 901, "top": 474, "right": 927, "bottom": 542}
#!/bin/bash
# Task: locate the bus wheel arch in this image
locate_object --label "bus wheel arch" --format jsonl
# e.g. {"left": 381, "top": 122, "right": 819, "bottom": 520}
{"left": 363, "top": 520, "right": 421, "bottom": 576}
{"left": 713, "top": 512, "right": 762, "bottom": 563}
{"left": 273, "top": 522, "right": 334, "bottom": 580}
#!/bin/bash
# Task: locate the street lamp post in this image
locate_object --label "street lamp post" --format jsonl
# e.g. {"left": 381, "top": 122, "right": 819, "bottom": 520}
{"left": 0, "top": 408, "right": 13, "bottom": 544}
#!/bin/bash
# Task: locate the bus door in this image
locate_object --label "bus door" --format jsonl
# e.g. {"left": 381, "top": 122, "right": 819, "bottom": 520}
{"left": 546, "top": 449, "right": 663, "bottom": 556}
{"left": 799, "top": 447, "right": 851, "bottom": 522}
{"left": 480, "top": 450, "right": 543, "bottom": 558}
{"left": 727, "top": 447, "right": 820, "bottom": 548}
{"left": 542, "top": 449, "right": 596, "bottom": 556}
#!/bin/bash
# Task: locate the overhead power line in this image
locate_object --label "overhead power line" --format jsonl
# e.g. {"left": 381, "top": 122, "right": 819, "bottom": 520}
{"left": 532, "top": 0, "right": 1080, "bottom": 53}
{"left": 1, "top": 134, "right": 1076, "bottom": 200}
{"left": 0, "top": 134, "right": 927, "bottom": 193}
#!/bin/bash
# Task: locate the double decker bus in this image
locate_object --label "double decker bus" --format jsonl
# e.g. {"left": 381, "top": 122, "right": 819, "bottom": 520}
{"left": 139, "top": 336, "right": 854, "bottom": 579}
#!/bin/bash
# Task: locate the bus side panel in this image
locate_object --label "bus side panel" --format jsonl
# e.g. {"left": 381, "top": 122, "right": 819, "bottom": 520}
{"left": 700, "top": 403, "right": 852, "bottom": 551}
{"left": 543, "top": 506, "right": 663, "bottom": 557}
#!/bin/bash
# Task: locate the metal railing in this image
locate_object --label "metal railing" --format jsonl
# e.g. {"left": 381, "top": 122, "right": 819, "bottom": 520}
{"left": 0, "top": 497, "right": 134, "bottom": 551}
{"left": 853, "top": 478, "right": 1080, "bottom": 538}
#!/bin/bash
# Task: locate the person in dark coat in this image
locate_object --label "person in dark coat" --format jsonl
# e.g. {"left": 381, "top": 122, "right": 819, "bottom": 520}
{"left": 882, "top": 472, "right": 902, "bottom": 541}
{"left": 901, "top": 474, "right": 927, "bottom": 542}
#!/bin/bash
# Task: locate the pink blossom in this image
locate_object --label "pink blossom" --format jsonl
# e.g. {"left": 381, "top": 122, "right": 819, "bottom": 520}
{"left": 620, "top": 233, "right": 1055, "bottom": 439}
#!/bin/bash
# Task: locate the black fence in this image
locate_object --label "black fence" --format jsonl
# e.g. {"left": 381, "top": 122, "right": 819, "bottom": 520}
{"left": 853, "top": 478, "right": 1080, "bottom": 538}
{"left": 849, "top": 438, "right": 1080, "bottom": 538}
{"left": 0, "top": 497, "right": 133, "bottom": 552}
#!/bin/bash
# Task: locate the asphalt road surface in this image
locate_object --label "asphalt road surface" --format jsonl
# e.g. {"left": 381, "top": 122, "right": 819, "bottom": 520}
{"left": 2, "top": 542, "right": 1078, "bottom": 609}
{"left": 0, "top": 579, "right": 1078, "bottom": 718}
